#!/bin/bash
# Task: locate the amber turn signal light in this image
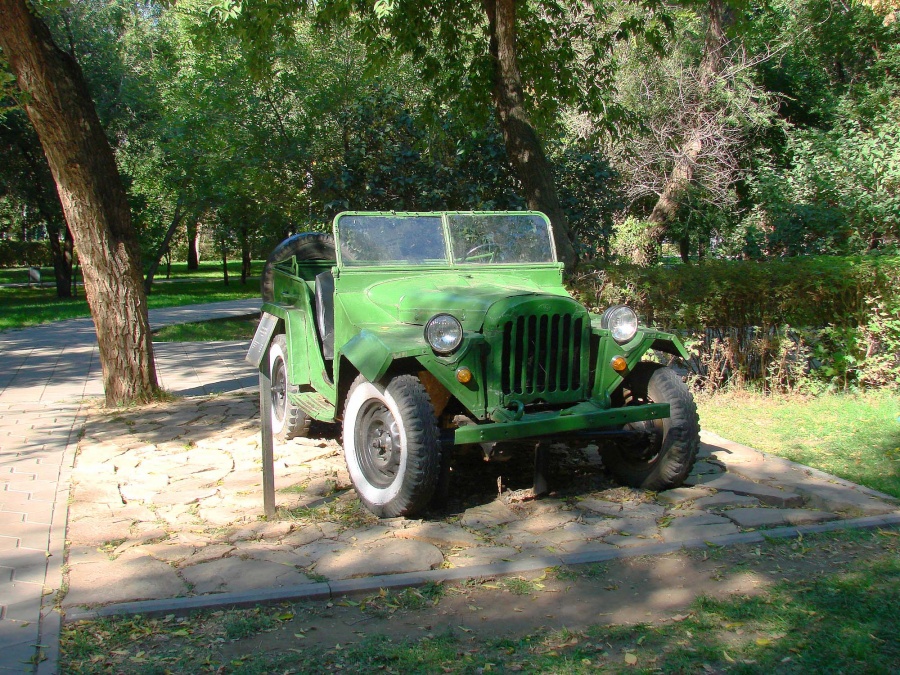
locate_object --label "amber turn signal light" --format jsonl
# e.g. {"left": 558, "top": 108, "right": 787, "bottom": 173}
{"left": 456, "top": 367, "right": 473, "bottom": 383}
{"left": 610, "top": 356, "right": 628, "bottom": 373}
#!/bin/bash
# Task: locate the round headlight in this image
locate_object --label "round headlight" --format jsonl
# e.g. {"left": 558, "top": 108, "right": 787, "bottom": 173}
{"left": 425, "top": 314, "right": 463, "bottom": 354}
{"left": 601, "top": 305, "right": 639, "bottom": 344}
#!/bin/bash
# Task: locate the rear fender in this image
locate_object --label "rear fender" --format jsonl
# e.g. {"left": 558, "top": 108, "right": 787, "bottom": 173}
{"left": 261, "top": 300, "right": 335, "bottom": 406}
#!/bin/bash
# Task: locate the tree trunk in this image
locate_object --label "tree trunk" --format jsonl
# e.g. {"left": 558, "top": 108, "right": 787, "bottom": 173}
{"left": 637, "top": 0, "right": 725, "bottom": 266}
{"left": 187, "top": 219, "right": 200, "bottom": 270}
{"left": 47, "top": 222, "right": 74, "bottom": 298}
{"left": 8, "top": 114, "right": 74, "bottom": 298}
{"left": 221, "top": 241, "right": 229, "bottom": 286}
{"left": 0, "top": 0, "right": 159, "bottom": 405}
{"left": 678, "top": 235, "right": 691, "bottom": 264}
{"left": 240, "top": 226, "right": 251, "bottom": 285}
{"left": 144, "top": 195, "right": 186, "bottom": 295}
{"left": 482, "top": 0, "right": 577, "bottom": 271}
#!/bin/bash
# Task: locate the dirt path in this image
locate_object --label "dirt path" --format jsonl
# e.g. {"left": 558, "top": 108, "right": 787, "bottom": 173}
{"left": 60, "top": 527, "right": 900, "bottom": 673}
{"left": 216, "top": 529, "right": 883, "bottom": 656}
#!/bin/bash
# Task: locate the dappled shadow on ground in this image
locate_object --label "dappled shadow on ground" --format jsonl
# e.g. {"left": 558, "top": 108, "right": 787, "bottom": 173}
{"left": 59, "top": 530, "right": 900, "bottom": 673}
{"left": 0, "top": 340, "right": 96, "bottom": 396}
{"left": 61, "top": 392, "right": 658, "bottom": 612}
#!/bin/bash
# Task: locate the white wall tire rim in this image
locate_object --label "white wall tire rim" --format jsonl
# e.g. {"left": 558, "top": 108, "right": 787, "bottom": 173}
{"left": 269, "top": 340, "right": 289, "bottom": 436}
{"left": 343, "top": 381, "right": 408, "bottom": 506}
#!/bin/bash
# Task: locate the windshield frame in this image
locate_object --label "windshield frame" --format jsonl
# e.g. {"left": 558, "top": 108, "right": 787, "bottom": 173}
{"left": 333, "top": 211, "right": 558, "bottom": 269}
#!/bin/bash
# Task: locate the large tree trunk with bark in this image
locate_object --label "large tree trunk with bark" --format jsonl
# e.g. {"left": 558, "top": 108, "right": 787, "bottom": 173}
{"left": 0, "top": 0, "right": 159, "bottom": 405}
{"left": 482, "top": 0, "right": 577, "bottom": 271}
{"left": 637, "top": 0, "right": 726, "bottom": 266}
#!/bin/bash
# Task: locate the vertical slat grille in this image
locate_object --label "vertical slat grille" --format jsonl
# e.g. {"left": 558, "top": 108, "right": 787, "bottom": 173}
{"left": 500, "top": 313, "right": 584, "bottom": 398}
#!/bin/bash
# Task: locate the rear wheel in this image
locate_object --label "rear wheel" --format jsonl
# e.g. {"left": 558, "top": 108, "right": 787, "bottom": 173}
{"left": 269, "top": 335, "right": 311, "bottom": 442}
{"left": 342, "top": 374, "right": 441, "bottom": 517}
{"left": 601, "top": 363, "right": 699, "bottom": 491}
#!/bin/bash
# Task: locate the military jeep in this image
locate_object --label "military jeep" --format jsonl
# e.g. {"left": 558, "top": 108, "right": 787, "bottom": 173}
{"left": 258, "top": 211, "right": 700, "bottom": 517}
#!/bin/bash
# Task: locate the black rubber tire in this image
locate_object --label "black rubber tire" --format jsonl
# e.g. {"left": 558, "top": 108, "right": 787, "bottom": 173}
{"left": 600, "top": 363, "right": 700, "bottom": 491}
{"left": 261, "top": 232, "right": 336, "bottom": 303}
{"left": 342, "top": 374, "right": 441, "bottom": 517}
{"left": 269, "top": 334, "right": 311, "bottom": 442}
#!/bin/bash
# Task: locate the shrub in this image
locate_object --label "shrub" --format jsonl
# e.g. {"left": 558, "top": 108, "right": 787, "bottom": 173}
{"left": 0, "top": 240, "right": 54, "bottom": 268}
{"left": 573, "top": 256, "right": 900, "bottom": 391}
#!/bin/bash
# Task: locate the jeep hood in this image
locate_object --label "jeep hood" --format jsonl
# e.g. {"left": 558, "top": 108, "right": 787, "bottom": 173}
{"left": 361, "top": 274, "right": 570, "bottom": 329}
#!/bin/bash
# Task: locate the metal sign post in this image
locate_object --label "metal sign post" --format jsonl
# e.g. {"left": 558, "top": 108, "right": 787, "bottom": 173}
{"left": 258, "top": 347, "right": 276, "bottom": 518}
{"left": 247, "top": 313, "right": 280, "bottom": 518}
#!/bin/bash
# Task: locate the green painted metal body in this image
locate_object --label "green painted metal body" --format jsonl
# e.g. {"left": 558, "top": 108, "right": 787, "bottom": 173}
{"left": 263, "top": 211, "right": 690, "bottom": 437}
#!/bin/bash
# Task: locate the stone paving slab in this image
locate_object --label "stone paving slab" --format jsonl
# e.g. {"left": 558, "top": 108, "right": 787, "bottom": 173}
{"left": 60, "top": 393, "right": 900, "bottom": 615}
{"left": 723, "top": 507, "right": 838, "bottom": 528}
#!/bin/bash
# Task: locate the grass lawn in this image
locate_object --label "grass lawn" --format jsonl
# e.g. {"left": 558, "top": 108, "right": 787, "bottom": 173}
{"left": 0, "top": 280, "right": 259, "bottom": 332}
{"left": 0, "top": 261, "right": 265, "bottom": 286}
{"left": 59, "top": 528, "right": 900, "bottom": 674}
{"left": 0, "top": 266, "right": 57, "bottom": 285}
{"left": 698, "top": 389, "right": 900, "bottom": 498}
{"left": 153, "top": 315, "right": 260, "bottom": 342}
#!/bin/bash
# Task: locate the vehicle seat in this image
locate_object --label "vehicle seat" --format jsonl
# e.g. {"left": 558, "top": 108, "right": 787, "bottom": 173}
{"left": 315, "top": 270, "right": 335, "bottom": 360}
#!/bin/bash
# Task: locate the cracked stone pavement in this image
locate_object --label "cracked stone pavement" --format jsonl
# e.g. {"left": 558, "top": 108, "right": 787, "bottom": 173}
{"left": 62, "top": 396, "right": 898, "bottom": 613}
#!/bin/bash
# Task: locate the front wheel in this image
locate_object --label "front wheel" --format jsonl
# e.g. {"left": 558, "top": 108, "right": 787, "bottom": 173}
{"left": 269, "top": 335, "right": 311, "bottom": 442}
{"left": 342, "top": 374, "right": 441, "bottom": 517}
{"left": 600, "top": 363, "right": 700, "bottom": 491}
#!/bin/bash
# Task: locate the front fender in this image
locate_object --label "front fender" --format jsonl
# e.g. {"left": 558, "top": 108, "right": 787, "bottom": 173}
{"left": 592, "top": 328, "right": 690, "bottom": 402}
{"left": 632, "top": 330, "right": 690, "bottom": 361}
{"left": 340, "top": 327, "right": 430, "bottom": 383}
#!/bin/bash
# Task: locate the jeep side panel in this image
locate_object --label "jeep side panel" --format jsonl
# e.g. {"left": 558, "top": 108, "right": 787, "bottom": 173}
{"left": 266, "top": 262, "right": 337, "bottom": 420}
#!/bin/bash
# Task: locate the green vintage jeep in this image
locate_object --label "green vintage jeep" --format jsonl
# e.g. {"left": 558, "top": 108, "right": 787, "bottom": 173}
{"left": 259, "top": 211, "right": 699, "bottom": 517}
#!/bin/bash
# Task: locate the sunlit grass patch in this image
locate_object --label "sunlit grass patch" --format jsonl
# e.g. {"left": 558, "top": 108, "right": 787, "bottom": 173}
{"left": 0, "top": 280, "right": 258, "bottom": 332}
{"left": 152, "top": 315, "right": 259, "bottom": 342}
{"left": 698, "top": 389, "right": 900, "bottom": 497}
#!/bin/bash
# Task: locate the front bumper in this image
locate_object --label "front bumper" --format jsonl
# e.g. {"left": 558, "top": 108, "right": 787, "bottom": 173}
{"left": 453, "top": 401, "right": 670, "bottom": 445}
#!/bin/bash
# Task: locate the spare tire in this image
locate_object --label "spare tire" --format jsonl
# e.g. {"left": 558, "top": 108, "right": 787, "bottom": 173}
{"left": 260, "top": 232, "right": 336, "bottom": 302}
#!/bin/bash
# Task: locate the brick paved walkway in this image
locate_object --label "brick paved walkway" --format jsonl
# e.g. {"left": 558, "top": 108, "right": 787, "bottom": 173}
{"left": 0, "top": 300, "right": 259, "bottom": 674}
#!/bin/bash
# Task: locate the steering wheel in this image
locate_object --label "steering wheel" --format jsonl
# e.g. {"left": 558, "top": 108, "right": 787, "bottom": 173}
{"left": 462, "top": 242, "right": 501, "bottom": 263}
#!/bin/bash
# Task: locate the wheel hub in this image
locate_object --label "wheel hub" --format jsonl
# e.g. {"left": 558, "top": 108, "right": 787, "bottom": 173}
{"left": 622, "top": 419, "right": 664, "bottom": 462}
{"left": 271, "top": 359, "right": 287, "bottom": 421}
{"left": 356, "top": 401, "right": 402, "bottom": 488}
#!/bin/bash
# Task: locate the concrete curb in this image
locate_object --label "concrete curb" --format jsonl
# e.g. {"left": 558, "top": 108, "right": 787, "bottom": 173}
{"left": 64, "top": 512, "right": 900, "bottom": 624}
